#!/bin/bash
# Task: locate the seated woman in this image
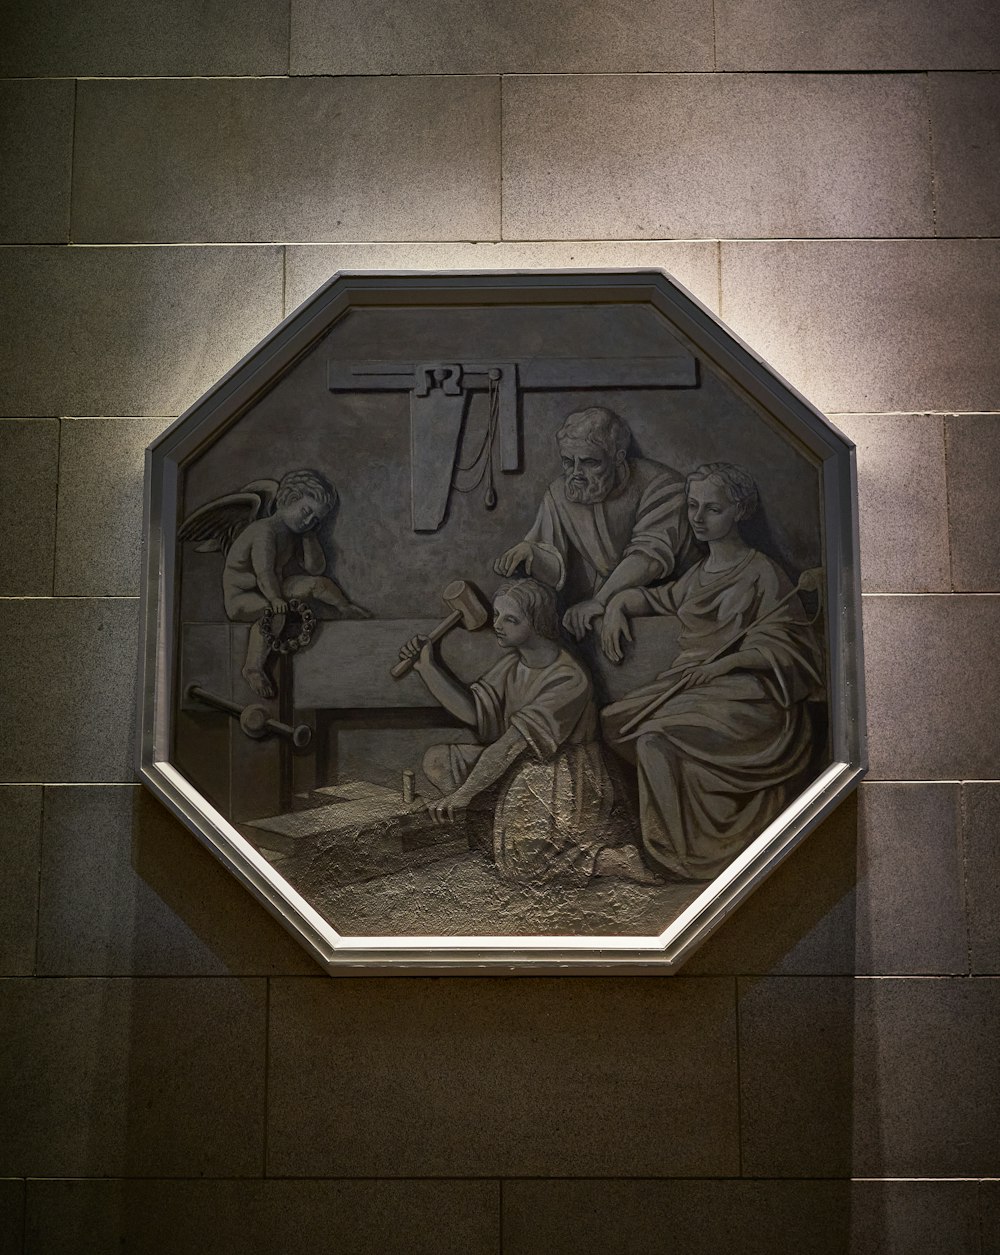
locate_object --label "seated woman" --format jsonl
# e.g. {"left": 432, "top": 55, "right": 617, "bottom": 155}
{"left": 599, "top": 462, "right": 825, "bottom": 883}
{"left": 398, "top": 579, "right": 618, "bottom": 885}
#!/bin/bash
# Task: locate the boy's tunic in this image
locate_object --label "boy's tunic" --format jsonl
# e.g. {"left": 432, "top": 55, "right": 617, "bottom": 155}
{"left": 446, "top": 648, "right": 618, "bottom": 884}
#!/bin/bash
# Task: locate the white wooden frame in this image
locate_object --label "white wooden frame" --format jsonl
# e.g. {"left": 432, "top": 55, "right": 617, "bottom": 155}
{"left": 138, "top": 270, "right": 866, "bottom": 974}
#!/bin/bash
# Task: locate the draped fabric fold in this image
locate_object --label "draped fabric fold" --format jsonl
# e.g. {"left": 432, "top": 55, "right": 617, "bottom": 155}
{"left": 465, "top": 650, "right": 618, "bottom": 884}
{"left": 602, "top": 550, "right": 825, "bottom": 880}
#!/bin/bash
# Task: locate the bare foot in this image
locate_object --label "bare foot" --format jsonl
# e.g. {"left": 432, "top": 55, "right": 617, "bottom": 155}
{"left": 242, "top": 665, "right": 275, "bottom": 698}
{"left": 593, "top": 845, "right": 663, "bottom": 884}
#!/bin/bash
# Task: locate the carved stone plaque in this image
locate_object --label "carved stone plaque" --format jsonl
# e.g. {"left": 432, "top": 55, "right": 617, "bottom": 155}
{"left": 138, "top": 270, "right": 865, "bottom": 972}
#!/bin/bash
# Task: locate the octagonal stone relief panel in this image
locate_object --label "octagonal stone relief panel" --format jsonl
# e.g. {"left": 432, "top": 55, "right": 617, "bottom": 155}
{"left": 139, "top": 270, "right": 865, "bottom": 972}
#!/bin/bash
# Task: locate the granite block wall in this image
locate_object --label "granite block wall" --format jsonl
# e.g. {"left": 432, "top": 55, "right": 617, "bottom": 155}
{"left": 1, "top": 3, "right": 998, "bottom": 1251}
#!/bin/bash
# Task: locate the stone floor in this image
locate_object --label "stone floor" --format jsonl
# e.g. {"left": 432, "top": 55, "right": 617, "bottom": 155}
{"left": 244, "top": 781, "right": 703, "bottom": 937}
{"left": 316, "top": 846, "right": 706, "bottom": 938}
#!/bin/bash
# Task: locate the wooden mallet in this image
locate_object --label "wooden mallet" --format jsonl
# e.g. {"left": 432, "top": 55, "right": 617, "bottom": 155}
{"left": 390, "top": 579, "right": 491, "bottom": 678}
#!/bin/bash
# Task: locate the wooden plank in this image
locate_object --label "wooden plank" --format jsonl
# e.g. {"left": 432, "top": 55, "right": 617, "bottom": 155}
{"left": 291, "top": 615, "right": 683, "bottom": 710}
{"left": 292, "top": 618, "right": 498, "bottom": 709}
{"left": 518, "top": 356, "right": 697, "bottom": 388}
{"left": 244, "top": 780, "right": 470, "bottom": 886}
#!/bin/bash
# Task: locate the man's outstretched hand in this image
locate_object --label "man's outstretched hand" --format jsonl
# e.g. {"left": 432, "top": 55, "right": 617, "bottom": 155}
{"left": 599, "top": 601, "right": 633, "bottom": 663}
{"left": 494, "top": 542, "right": 534, "bottom": 577}
{"left": 562, "top": 599, "right": 604, "bottom": 640}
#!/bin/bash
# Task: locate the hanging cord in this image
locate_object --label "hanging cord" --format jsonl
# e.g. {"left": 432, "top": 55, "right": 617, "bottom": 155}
{"left": 452, "top": 370, "right": 500, "bottom": 510}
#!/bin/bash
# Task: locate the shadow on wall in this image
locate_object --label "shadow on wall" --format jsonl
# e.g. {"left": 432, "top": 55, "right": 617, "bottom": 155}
{"left": 127, "top": 791, "right": 876, "bottom": 1255}
{"left": 128, "top": 789, "right": 316, "bottom": 974}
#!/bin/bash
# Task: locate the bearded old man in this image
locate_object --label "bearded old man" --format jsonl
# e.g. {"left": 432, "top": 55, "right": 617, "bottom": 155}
{"left": 494, "top": 407, "right": 696, "bottom": 652}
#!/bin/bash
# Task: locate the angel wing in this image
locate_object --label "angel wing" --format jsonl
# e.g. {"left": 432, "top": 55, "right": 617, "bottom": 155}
{"left": 178, "top": 479, "right": 280, "bottom": 554}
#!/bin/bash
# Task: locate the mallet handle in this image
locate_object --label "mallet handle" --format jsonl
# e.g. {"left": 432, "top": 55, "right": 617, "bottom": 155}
{"left": 390, "top": 609, "right": 461, "bottom": 678}
{"left": 186, "top": 685, "right": 312, "bottom": 748}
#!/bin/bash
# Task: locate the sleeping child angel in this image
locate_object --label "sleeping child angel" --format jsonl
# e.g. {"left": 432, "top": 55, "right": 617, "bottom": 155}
{"left": 179, "top": 468, "right": 369, "bottom": 697}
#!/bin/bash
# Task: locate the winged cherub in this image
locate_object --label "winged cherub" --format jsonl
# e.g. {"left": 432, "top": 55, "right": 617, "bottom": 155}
{"left": 179, "top": 469, "right": 370, "bottom": 697}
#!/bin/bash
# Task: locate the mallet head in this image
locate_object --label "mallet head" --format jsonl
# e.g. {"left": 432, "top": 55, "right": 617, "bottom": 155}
{"left": 441, "top": 579, "right": 490, "bottom": 631}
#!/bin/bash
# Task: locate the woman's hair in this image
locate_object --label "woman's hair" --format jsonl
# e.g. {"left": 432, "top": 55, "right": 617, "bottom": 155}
{"left": 685, "top": 462, "right": 759, "bottom": 521}
{"left": 276, "top": 468, "right": 338, "bottom": 512}
{"left": 494, "top": 578, "right": 561, "bottom": 641}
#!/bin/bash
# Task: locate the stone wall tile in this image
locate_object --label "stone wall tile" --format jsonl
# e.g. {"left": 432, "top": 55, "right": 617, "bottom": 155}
{"left": 0, "top": 246, "right": 283, "bottom": 417}
{"left": 739, "top": 975, "right": 1000, "bottom": 1177}
{"left": 716, "top": 0, "right": 1000, "bottom": 70}
{"left": 0, "top": 0, "right": 290, "bottom": 76}
{"left": 0, "top": 977, "right": 266, "bottom": 1176}
{"left": 73, "top": 79, "right": 501, "bottom": 244}
{"left": 963, "top": 784, "right": 1000, "bottom": 975}
{"left": 0, "top": 80, "right": 73, "bottom": 243}
{"left": 930, "top": 73, "right": 1000, "bottom": 236}
{"left": 53, "top": 418, "right": 172, "bottom": 597}
{"left": 0, "top": 1180, "right": 24, "bottom": 1255}
{"left": 740, "top": 973, "right": 852, "bottom": 1180}
{"left": 863, "top": 594, "right": 1000, "bottom": 780}
{"left": 689, "top": 783, "right": 966, "bottom": 976}
{"left": 36, "top": 786, "right": 316, "bottom": 976}
{"left": 833, "top": 414, "right": 950, "bottom": 593}
{"left": 503, "top": 1179, "right": 981, "bottom": 1255}
{"left": 845, "top": 1181, "right": 982, "bottom": 1255}
{"left": 850, "top": 784, "right": 967, "bottom": 974}
{"left": 721, "top": 241, "right": 1000, "bottom": 413}
{"left": 502, "top": 75, "right": 932, "bottom": 240}
{"left": 0, "top": 599, "right": 138, "bottom": 783}
{"left": 25, "top": 1178, "right": 498, "bottom": 1255}
{"left": 946, "top": 414, "right": 1000, "bottom": 591}
{"left": 983, "top": 1182, "right": 1000, "bottom": 1255}
{"left": 284, "top": 241, "right": 721, "bottom": 315}
{"left": 291, "top": 0, "right": 713, "bottom": 73}
{"left": 0, "top": 788, "right": 42, "bottom": 976}
{"left": 267, "top": 976, "right": 738, "bottom": 1176}
{"left": 292, "top": 0, "right": 712, "bottom": 74}
{"left": 0, "top": 418, "right": 59, "bottom": 595}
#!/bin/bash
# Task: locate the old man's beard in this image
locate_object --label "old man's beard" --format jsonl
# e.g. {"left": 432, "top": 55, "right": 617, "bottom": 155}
{"left": 563, "top": 462, "right": 618, "bottom": 504}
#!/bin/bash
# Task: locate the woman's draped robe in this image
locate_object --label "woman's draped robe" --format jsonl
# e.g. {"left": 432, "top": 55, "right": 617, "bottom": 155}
{"left": 446, "top": 648, "right": 617, "bottom": 885}
{"left": 601, "top": 550, "right": 825, "bottom": 881}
